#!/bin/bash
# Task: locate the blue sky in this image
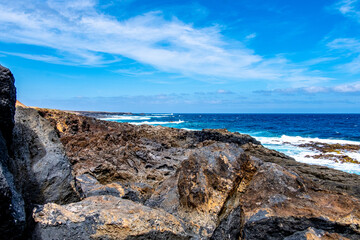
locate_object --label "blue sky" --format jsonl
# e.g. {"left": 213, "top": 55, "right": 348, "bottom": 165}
{"left": 0, "top": 0, "right": 360, "bottom": 113}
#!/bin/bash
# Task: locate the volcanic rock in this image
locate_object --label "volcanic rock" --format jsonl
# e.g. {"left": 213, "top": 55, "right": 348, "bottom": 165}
{"left": 0, "top": 65, "right": 26, "bottom": 239}
{"left": 7, "top": 109, "right": 360, "bottom": 239}
{"left": 11, "top": 107, "right": 81, "bottom": 206}
{"left": 32, "top": 195, "right": 189, "bottom": 240}
{"left": 31, "top": 108, "right": 360, "bottom": 239}
{"left": 0, "top": 65, "right": 16, "bottom": 146}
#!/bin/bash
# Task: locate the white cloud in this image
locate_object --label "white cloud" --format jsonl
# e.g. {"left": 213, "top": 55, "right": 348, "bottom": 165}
{"left": 333, "top": 81, "right": 360, "bottom": 92}
{"left": 336, "top": 0, "right": 360, "bottom": 22}
{"left": 0, "top": 0, "right": 328, "bottom": 83}
{"left": 255, "top": 81, "right": 360, "bottom": 94}
{"left": 245, "top": 33, "right": 257, "bottom": 40}
{"left": 328, "top": 38, "right": 360, "bottom": 73}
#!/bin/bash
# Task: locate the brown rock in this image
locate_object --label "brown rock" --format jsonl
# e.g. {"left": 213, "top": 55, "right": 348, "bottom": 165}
{"left": 32, "top": 195, "right": 189, "bottom": 240}
{"left": 30, "top": 107, "right": 360, "bottom": 239}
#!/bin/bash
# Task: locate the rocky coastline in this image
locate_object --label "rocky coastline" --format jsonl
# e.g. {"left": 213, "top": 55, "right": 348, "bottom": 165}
{"left": 1, "top": 65, "right": 360, "bottom": 239}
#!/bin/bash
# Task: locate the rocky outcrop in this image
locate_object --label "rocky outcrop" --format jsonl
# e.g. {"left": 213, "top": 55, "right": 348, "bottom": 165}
{"left": 30, "top": 108, "right": 360, "bottom": 239}
{"left": 32, "top": 195, "right": 189, "bottom": 240}
{"left": 0, "top": 65, "right": 26, "bottom": 239}
{"left": 0, "top": 134, "right": 26, "bottom": 239}
{"left": 243, "top": 142, "right": 360, "bottom": 198}
{"left": 11, "top": 107, "right": 80, "bottom": 206}
{"left": 0, "top": 65, "right": 16, "bottom": 145}
{"left": 2, "top": 65, "right": 360, "bottom": 239}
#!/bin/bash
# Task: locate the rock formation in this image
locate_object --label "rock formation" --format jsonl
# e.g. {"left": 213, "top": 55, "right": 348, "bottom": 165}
{"left": 11, "top": 107, "right": 81, "bottom": 205}
{"left": 1, "top": 65, "right": 360, "bottom": 239}
{"left": 32, "top": 108, "right": 360, "bottom": 239}
{"left": 0, "top": 65, "right": 26, "bottom": 239}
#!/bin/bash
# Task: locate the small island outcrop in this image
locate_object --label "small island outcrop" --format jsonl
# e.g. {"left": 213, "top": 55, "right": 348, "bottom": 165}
{"left": 1, "top": 65, "right": 360, "bottom": 239}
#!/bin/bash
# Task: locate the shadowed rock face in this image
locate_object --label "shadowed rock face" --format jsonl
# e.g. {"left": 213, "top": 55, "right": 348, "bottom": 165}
{"left": 0, "top": 65, "right": 26, "bottom": 239}
{"left": 30, "top": 108, "right": 360, "bottom": 239}
{"left": 11, "top": 107, "right": 80, "bottom": 206}
{"left": 0, "top": 65, "right": 16, "bottom": 146}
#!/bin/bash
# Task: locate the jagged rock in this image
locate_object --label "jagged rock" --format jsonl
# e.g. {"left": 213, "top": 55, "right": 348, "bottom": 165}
{"left": 240, "top": 161, "right": 360, "bottom": 239}
{"left": 0, "top": 65, "right": 16, "bottom": 146}
{"left": 243, "top": 142, "right": 360, "bottom": 199}
{"left": 77, "top": 174, "right": 125, "bottom": 198}
{"left": 32, "top": 108, "right": 360, "bottom": 239}
{"left": 11, "top": 107, "right": 80, "bottom": 205}
{"left": 0, "top": 133, "right": 26, "bottom": 239}
{"left": 146, "top": 143, "right": 248, "bottom": 238}
{"left": 210, "top": 206, "right": 243, "bottom": 240}
{"left": 32, "top": 195, "right": 189, "bottom": 240}
{"left": 283, "top": 227, "right": 351, "bottom": 240}
{"left": 0, "top": 65, "right": 26, "bottom": 239}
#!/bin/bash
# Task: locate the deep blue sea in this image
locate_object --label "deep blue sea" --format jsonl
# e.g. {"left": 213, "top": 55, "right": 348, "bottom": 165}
{"left": 102, "top": 114, "right": 360, "bottom": 175}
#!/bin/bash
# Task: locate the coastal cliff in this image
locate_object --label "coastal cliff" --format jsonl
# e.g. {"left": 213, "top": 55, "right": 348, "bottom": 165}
{"left": 1, "top": 65, "right": 360, "bottom": 239}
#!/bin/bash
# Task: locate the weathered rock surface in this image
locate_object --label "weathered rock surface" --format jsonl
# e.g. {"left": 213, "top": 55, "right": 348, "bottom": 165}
{"left": 146, "top": 143, "right": 247, "bottom": 238}
{"left": 239, "top": 160, "right": 360, "bottom": 239}
{"left": 11, "top": 107, "right": 80, "bottom": 205}
{"left": 243, "top": 142, "right": 360, "bottom": 199}
{"left": 76, "top": 174, "right": 125, "bottom": 198}
{"left": 0, "top": 65, "right": 26, "bottom": 239}
{"left": 0, "top": 65, "right": 16, "bottom": 145}
{"left": 0, "top": 133, "right": 26, "bottom": 239}
{"left": 31, "top": 108, "right": 360, "bottom": 239}
{"left": 32, "top": 195, "right": 189, "bottom": 240}
{"left": 283, "top": 227, "right": 351, "bottom": 240}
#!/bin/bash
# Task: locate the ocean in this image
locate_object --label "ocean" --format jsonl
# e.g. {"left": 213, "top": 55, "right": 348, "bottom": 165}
{"left": 101, "top": 113, "right": 360, "bottom": 175}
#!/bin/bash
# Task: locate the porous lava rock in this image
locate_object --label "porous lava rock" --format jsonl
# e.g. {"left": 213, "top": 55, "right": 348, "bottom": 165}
{"left": 32, "top": 195, "right": 189, "bottom": 240}
{"left": 11, "top": 107, "right": 81, "bottom": 205}
{"left": 32, "top": 108, "right": 360, "bottom": 239}
{"left": 0, "top": 65, "right": 26, "bottom": 239}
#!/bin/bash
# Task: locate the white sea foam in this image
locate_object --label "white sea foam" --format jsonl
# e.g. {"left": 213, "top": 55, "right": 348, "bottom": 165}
{"left": 255, "top": 135, "right": 360, "bottom": 175}
{"left": 100, "top": 116, "right": 151, "bottom": 121}
{"left": 129, "top": 120, "right": 185, "bottom": 125}
{"left": 181, "top": 128, "right": 199, "bottom": 131}
{"left": 256, "top": 135, "right": 360, "bottom": 146}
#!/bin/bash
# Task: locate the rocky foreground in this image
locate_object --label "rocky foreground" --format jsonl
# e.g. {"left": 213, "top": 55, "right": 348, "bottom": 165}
{"left": 1, "top": 65, "right": 360, "bottom": 239}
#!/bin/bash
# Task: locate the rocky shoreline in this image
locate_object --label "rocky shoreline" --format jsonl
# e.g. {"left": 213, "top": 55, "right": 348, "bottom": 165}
{"left": 1, "top": 65, "right": 360, "bottom": 239}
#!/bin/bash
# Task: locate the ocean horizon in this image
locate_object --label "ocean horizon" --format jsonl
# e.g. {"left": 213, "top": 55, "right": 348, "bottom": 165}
{"left": 102, "top": 113, "right": 360, "bottom": 175}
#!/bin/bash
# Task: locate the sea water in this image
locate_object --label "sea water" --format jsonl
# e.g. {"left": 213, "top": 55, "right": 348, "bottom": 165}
{"left": 101, "top": 114, "right": 360, "bottom": 175}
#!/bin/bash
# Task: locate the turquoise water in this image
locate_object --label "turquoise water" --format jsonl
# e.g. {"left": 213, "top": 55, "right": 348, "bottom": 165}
{"left": 101, "top": 113, "right": 360, "bottom": 175}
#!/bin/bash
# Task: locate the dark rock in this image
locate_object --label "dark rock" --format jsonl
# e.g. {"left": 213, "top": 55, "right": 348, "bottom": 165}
{"left": 283, "top": 227, "right": 351, "bottom": 240}
{"left": 0, "top": 65, "right": 16, "bottom": 147}
{"left": 210, "top": 206, "right": 243, "bottom": 240}
{"left": 0, "top": 133, "right": 26, "bottom": 239}
{"left": 243, "top": 217, "right": 358, "bottom": 240}
{"left": 11, "top": 107, "right": 81, "bottom": 206}
{"left": 0, "top": 65, "right": 26, "bottom": 239}
{"left": 76, "top": 174, "right": 124, "bottom": 198}
{"left": 242, "top": 142, "right": 360, "bottom": 199}
{"left": 33, "top": 107, "right": 360, "bottom": 239}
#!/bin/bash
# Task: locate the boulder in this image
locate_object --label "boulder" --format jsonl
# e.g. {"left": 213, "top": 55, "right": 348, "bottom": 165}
{"left": 34, "top": 107, "right": 360, "bottom": 239}
{"left": 240, "top": 161, "right": 360, "bottom": 239}
{"left": 283, "top": 227, "right": 351, "bottom": 240}
{"left": 0, "top": 65, "right": 16, "bottom": 146}
{"left": 146, "top": 143, "right": 248, "bottom": 238}
{"left": 0, "top": 134, "right": 26, "bottom": 239}
{"left": 76, "top": 174, "right": 125, "bottom": 198}
{"left": 32, "top": 195, "right": 189, "bottom": 240}
{"left": 11, "top": 107, "right": 81, "bottom": 205}
{"left": 0, "top": 65, "right": 26, "bottom": 239}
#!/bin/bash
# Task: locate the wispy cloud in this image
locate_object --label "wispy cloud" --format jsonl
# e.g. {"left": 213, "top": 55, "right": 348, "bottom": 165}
{"left": 0, "top": 0, "right": 329, "bottom": 83}
{"left": 327, "top": 38, "right": 360, "bottom": 73}
{"left": 254, "top": 81, "right": 360, "bottom": 95}
{"left": 336, "top": 0, "right": 360, "bottom": 22}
